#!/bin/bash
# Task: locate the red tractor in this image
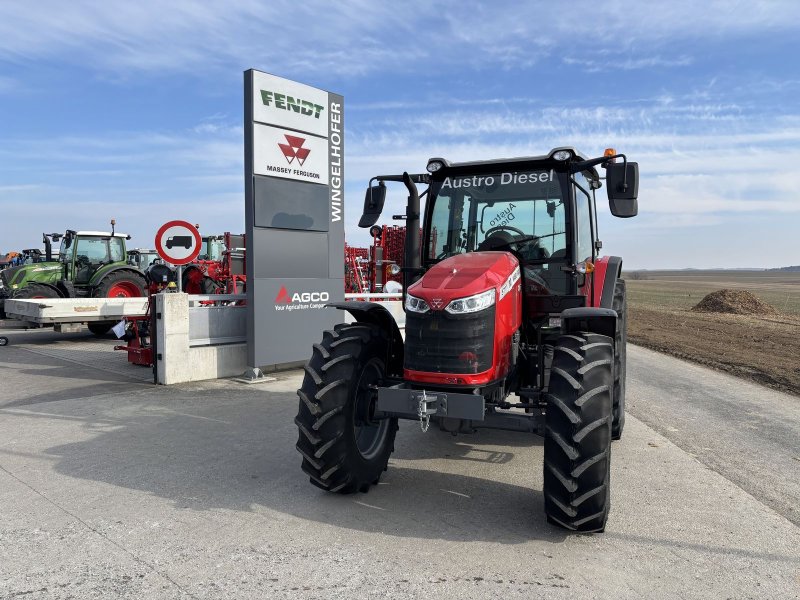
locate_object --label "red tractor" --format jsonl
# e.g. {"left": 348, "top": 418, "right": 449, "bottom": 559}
{"left": 295, "top": 147, "right": 638, "bottom": 532}
{"left": 182, "top": 233, "right": 247, "bottom": 295}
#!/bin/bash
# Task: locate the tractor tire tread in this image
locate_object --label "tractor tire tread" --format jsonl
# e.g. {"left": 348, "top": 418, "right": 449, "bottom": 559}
{"left": 612, "top": 279, "right": 627, "bottom": 440}
{"left": 295, "top": 322, "right": 398, "bottom": 496}
{"left": 544, "top": 331, "right": 613, "bottom": 533}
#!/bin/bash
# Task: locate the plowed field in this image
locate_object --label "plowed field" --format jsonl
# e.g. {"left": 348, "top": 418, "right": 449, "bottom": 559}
{"left": 625, "top": 271, "right": 800, "bottom": 396}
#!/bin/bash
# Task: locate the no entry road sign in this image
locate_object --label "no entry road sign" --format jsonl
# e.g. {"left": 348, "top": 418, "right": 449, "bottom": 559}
{"left": 155, "top": 220, "right": 202, "bottom": 265}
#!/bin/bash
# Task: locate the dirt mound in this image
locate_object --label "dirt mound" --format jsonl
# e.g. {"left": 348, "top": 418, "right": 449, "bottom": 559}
{"left": 691, "top": 289, "right": 777, "bottom": 315}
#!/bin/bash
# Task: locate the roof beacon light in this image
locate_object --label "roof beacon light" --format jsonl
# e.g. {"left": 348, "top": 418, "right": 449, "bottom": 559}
{"left": 604, "top": 148, "right": 617, "bottom": 162}
{"left": 552, "top": 150, "right": 571, "bottom": 161}
{"left": 426, "top": 160, "right": 444, "bottom": 173}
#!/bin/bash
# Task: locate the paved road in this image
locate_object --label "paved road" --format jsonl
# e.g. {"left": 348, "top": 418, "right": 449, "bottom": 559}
{"left": 627, "top": 345, "right": 800, "bottom": 527}
{"left": 0, "top": 331, "right": 798, "bottom": 599}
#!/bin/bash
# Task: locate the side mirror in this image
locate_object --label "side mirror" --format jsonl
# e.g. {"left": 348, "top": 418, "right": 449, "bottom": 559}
{"left": 358, "top": 183, "right": 387, "bottom": 228}
{"left": 606, "top": 162, "right": 639, "bottom": 218}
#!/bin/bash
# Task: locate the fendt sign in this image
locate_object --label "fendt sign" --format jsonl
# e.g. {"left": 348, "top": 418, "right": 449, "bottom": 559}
{"left": 244, "top": 70, "right": 345, "bottom": 368}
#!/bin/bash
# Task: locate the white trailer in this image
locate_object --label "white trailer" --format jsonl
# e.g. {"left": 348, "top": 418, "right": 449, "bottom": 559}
{"left": 1, "top": 297, "right": 149, "bottom": 332}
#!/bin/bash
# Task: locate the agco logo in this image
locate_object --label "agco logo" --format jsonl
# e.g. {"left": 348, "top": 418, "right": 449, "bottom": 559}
{"left": 275, "top": 285, "right": 330, "bottom": 304}
{"left": 278, "top": 135, "right": 310, "bottom": 166}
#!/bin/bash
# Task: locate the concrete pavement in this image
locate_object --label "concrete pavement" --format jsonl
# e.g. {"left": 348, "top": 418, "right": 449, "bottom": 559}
{"left": 0, "top": 331, "right": 798, "bottom": 598}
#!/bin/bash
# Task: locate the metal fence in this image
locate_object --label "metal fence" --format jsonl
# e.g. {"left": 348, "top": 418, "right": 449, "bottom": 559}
{"left": 188, "top": 294, "right": 247, "bottom": 347}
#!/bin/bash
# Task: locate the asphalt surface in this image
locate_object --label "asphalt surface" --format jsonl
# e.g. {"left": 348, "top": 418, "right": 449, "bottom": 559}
{"left": 0, "top": 329, "right": 798, "bottom": 599}
{"left": 626, "top": 345, "right": 800, "bottom": 528}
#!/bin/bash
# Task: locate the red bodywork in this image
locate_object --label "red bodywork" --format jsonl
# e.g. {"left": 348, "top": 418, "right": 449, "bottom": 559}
{"left": 581, "top": 255, "right": 611, "bottom": 308}
{"left": 404, "top": 251, "right": 522, "bottom": 386}
{"left": 184, "top": 232, "right": 246, "bottom": 295}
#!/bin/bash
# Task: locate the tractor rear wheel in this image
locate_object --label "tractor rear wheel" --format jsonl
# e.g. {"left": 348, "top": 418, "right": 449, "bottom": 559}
{"left": 295, "top": 322, "right": 398, "bottom": 494}
{"left": 95, "top": 271, "right": 146, "bottom": 298}
{"left": 544, "top": 331, "right": 614, "bottom": 532}
{"left": 12, "top": 283, "right": 60, "bottom": 300}
{"left": 87, "top": 322, "right": 114, "bottom": 336}
{"left": 612, "top": 280, "right": 627, "bottom": 440}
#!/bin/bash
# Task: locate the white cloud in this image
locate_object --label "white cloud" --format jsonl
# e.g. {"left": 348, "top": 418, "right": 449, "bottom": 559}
{"left": 0, "top": 1, "right": 797, "bottom": 77}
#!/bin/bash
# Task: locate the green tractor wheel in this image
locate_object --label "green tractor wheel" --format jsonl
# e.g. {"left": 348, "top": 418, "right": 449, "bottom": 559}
{"left": 12, "top": 283, "right": 61, "bottom": 300}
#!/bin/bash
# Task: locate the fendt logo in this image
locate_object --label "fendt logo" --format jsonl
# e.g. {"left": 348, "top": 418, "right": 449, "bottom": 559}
{"left": 275, "top": 285, "right": 330, "bottom": 310}
{"left": 278, "top": 135, "right": 310, "bottom": 166}
{"left": 260, "top": 90, "right": 325, "bottom": 119}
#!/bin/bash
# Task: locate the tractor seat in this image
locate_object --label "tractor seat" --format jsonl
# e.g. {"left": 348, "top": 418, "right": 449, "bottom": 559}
{"left": 477, "top": 231, "right": 515, "bottom": 251}
{"left": 540, "top": 249, "right": 569, "bottom": 294}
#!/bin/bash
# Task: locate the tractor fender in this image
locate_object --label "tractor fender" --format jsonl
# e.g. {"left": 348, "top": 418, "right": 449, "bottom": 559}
{"left": 90, "top": 265, "right": 145, "bottom": 288}
{"left": 561, "top": 307, "right": 617, "bottom": 340}
{"left": 326, "top": 301, "right": 405, "bottom": 377}
{"left": 593, "top": 256, "right": 623, "bottom": 309}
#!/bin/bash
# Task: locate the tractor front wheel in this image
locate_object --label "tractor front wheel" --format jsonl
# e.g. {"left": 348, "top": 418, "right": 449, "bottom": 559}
{"left": 544, "top": 331, "right": 614, "bottom": 532}
{"left": 11, "top": 283, "right": 61, "bottom": 300}
{"left": 295, "top": 322, "right": 398, "bottom": 493}
{"left": 95, "top": 271, "right": 146, "bottom": 298}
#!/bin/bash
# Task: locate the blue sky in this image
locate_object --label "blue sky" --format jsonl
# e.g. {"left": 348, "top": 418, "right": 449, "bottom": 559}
{"left": 1, "top": 1, "right": 799, "bottom": 269}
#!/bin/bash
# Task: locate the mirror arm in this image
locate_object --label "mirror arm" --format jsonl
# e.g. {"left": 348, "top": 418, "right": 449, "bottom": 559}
{"left": 572, "top": 153, "right": 628, "bottom": 190}
{"left": 374, "top": 173, "right": 430, "bottom": 185}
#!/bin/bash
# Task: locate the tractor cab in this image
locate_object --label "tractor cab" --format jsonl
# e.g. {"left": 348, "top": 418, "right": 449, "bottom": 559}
{"left": 198, "top": 236, "right": 225, "bottom": 261}
{"left": 58, "top": 230, "right": 130, "bottom": 284}
{"left": 127, "top": 249, "right": 161, "bottom": 271}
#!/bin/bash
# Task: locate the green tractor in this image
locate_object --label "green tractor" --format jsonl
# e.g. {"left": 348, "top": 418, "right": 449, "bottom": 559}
{"left": 0, "top": 223, "right": 146, "bottom": 332}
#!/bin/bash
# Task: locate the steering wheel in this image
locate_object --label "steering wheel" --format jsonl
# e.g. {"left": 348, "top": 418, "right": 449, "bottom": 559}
{"left": 75, "top": 255, "right": 91, "bottom": 267}
{"left": 484, "top": 225, "right": 526, "bottom": 238}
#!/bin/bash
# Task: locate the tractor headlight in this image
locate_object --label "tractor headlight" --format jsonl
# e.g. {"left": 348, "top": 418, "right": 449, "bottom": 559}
{"left": 405, "top": 293, "right": 430, "bottom": 314}
{"left": 445, "top": 289, "right": 495, "bottom": 314}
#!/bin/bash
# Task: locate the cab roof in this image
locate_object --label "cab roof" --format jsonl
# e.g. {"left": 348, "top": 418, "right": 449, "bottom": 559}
{"left": 74, "top": 231, "right": 130, "bottom": 238}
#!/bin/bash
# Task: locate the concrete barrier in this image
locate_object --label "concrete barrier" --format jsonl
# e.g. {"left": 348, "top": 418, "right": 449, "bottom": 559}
{"left": 155, "top": 293, "right": 247, "bottom": 385}
{"left": 155, "top": 293, "right": 405, "bottom": 385}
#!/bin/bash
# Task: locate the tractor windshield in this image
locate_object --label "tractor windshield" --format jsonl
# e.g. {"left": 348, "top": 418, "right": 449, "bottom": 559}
{"left": 427, "top": 170, "right": 567, "bottom": 258}
{"left": 426, "top": 169, "right": 569, "bottom": 293}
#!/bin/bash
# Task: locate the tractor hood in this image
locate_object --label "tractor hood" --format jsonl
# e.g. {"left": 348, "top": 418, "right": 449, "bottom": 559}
{"left": 409, "top": 251, "right": 519, "bottom": 306}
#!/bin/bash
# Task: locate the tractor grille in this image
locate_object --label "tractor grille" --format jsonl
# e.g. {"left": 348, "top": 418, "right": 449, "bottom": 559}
{"left": 405, "top": 306, "right": 495, "bottom": 374}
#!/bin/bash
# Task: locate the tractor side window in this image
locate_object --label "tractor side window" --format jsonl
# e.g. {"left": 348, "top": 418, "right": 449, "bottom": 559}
{"left": 427, "top": 192, "right": 470, "bottom": 259}
{"left": 109, "top": 238, "right": 125, "bottom": 263}
{"left": 75, "top": 238, "right": 110, "bottom": 263}
{"left": 574, "top": 177, "right": 593, "bottom": 262}
{"left": 59, "top": 238, "right": 71, "bottom": 263}
{"left": 427, "top": 197, "right": 450, "bottom": 259}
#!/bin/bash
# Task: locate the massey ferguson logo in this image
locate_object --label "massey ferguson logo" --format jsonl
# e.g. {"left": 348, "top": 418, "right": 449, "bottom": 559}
{"left": 278, "top": 135, "right": 310, "bottom": 166}
{"left": 275, "top": 285, "right": 330, "bottom": 310}
{"left": 431, "top": 298, "right": 443, "bottom": 309}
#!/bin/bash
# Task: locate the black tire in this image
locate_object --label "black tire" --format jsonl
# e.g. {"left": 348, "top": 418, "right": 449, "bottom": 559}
{"left": 94, "top": 271, "right": 146, "bottom": 298}
{"left": 612, "top": 279, "right": 627, "bottom": 440}
{"left": 0, "top": 336, "right": 8, "bottom": 347}
{"left": 295, "top": 322, "right": 398, "bottom": 494}
{"left": 87, "top": 322, "right": 114, "bottom": 336}
{"left": 544, "top": 332, "right": 613, "bottom": 532}
{"left": 12, "top": 283, "right": 61, "bottom": 299}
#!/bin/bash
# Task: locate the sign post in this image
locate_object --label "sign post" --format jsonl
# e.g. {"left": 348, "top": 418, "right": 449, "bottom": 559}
{"left": 155, "top": 220, "right": 202, "bottom": 292}
{"left": 244, "top": 70, "right": 345, "bottom": 369}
